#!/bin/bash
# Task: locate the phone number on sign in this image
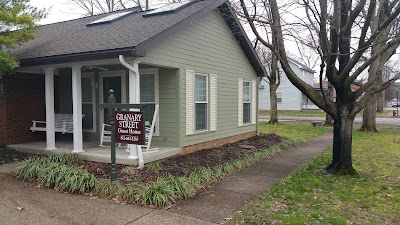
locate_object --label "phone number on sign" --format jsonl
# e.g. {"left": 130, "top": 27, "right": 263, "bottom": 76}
{"left": 120, "top": 135, "right": 139, "bottom": 141}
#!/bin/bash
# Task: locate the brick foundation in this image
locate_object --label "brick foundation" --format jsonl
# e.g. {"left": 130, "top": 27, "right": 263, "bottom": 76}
{"left": 0, "top": 73, "right": 46, "bottom": 144}
{"left": 181, "top": 131, "right": 257, "bottom": 155}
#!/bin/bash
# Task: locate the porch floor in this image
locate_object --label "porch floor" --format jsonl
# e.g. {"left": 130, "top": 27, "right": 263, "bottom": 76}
{"left": 9, "top": 141, "right": 181, "bottom": 166}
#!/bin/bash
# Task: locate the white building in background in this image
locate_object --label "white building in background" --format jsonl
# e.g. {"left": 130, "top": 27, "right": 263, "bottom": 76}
{"left": 259, "top": 58, "right": 316, "bottom": 111}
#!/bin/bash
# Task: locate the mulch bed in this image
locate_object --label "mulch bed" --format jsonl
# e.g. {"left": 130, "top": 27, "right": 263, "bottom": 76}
{"left": 0, "top": 145, "right": 34, "bottom": 165}
{"left": 80, "top": 134, "right": 284, "bottom": 185}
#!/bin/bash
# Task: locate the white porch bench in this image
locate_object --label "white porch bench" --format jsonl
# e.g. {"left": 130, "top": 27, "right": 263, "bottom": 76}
{"left": 30, "top": 113, "right": 74, "bottom": 134}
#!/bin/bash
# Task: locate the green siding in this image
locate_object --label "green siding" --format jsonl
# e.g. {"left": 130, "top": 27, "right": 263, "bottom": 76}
{"left": 150, "top": 68, "right": 179, "bottom": 147}
{"left": 139, "top": 10, "right": 258, "bottom": 148}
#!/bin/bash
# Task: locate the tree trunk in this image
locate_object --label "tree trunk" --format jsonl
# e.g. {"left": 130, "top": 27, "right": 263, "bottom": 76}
{"left": 376, "top": 75, "right": 384, "bottom": 112}
{"left": 327, "top": 106, "right": 356, "bottom": 174}
{"left": 324, "top": 83, "right": 334, "bottom": 126}
{"left": 360, "top": 95, "right": 378, "bottom": 132}
{"left": 269, "top": 82, "right": 278, "bottom": 124}
{"left": 324, "top": 113, "right": 333, "bottom": 125}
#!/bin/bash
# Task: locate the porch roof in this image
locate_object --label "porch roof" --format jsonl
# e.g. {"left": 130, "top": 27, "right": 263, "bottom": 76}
{"left": 11, "top": 0, "right": 266, "bottom": 77}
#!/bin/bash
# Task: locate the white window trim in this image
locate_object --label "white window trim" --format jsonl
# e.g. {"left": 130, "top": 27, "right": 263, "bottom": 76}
{"left": 139, "top": 68, "right": 160, "bottom": 136}
{"left": 239, "top": 78, "right": 256, "bottom": 126}
{"left": 186, "top": 70, "right": 195, "bottom": 135}
{"left": 238, "top": 78, "right": 243, "bottom": 127}
{"left": 243, "top": 80, "right": 251, "bottom": 125}
{"left": 209, "top": 74, "right": 217, "bottom": 132}
{"left": 194, "top": 73, "right": 209, "bottom": 132}
{"left": 82, "top": 72, "right": 96, "bottom": 132}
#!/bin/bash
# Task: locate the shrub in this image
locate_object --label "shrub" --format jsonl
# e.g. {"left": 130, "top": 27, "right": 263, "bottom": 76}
{"left": 140, "top": 178, "right": 175, "bottom": 206}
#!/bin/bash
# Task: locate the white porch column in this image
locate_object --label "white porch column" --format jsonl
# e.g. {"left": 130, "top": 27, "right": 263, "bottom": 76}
{"left": 45, "top": 68, "right": 56, "bottom": 150}
{"left": 128, "top": 61, "right": 142, "bottom": 159}
{"left": 71, "top": 66, "right": 84, "bottom": 153}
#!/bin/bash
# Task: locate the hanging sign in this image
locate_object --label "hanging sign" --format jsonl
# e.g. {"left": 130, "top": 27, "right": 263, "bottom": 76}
{"left": 115, "top": 111, "right": 145, "bottom": 145}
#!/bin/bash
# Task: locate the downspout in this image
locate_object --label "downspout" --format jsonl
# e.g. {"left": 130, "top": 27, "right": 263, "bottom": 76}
{"left": 119, "top": 55, "right": 144, "bottom": 169}
{"left": 256, "top": 76, "right": 262, "bottom": 136}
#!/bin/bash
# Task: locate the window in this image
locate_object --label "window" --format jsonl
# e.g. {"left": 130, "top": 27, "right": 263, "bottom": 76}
{"left": 140, "top": 74, "right": 156, "bottom": 127}
{"left": 277, "top": 92, "right": 282, "bottom": 103}
{"left": 139, "top": 69, "right": 159, "bottom": 136}
{"left": 238, "top": 78, "right": 256, "bottom": 127}
{"left": 195, "top": 74, "right": 208, "bottom": 131}
{"left": 82, "top": 75, "right": 95, "bottom": 131}
{"left": 243, "top": 81, "right": 251, "bottom": 124}
{"left": 186, "top": 70, "right": 216, "bottom": 135}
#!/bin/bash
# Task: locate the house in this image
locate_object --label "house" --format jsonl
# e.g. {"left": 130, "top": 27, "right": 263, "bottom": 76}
{"left": 0, "top": 0, "right": 265, "bottom": 164}
{"left": 258, "top": 58, "right": 315, "bottom": 111}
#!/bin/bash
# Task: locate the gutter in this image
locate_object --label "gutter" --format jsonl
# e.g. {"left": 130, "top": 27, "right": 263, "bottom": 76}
{"left": 118, "top": 55, "right": 144, "bottom": 169}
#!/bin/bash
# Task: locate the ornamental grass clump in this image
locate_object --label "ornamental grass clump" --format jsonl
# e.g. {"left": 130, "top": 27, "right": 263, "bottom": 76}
{"left": 139, "top": 178, "right": 175, "bottom": 206}
{"left": 94, "top": 179, "right": 123, "bottom": 198}
{"left": 163, "top": 176, "right": 196, "bottom": 199}
{"left": 14, "top": 154, "right": 96, "bottom": 193}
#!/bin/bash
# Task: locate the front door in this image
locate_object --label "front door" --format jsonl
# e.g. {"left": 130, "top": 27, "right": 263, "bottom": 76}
{"left": 100, "top": 72, "right": 126, "bottom": 125}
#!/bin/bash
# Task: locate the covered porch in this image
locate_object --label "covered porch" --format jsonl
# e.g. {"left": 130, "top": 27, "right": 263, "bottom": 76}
{"left": 9, "top": 141, "right": 180, "bottom": 166}
{"left": 16, "top": 56, "right": 181, "bottom": 167}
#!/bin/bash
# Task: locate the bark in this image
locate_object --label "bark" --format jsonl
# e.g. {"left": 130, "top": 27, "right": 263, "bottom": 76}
{"left": 360, "top": 95, "right": 378, "bottom": 132}
{"left": 324, "top": 113, "right": 333, "bottom": 125}
{"left": 377, "top": 75, "right": 384, "bottom": 112}
{"left": 327, "top": 105, "right": 356, "bottom": 174}
{"left": 269, "top": 82, "right": 278, "bottom": 124}
{"left": 324, "top": 83, "right": 334, "bottom": 126}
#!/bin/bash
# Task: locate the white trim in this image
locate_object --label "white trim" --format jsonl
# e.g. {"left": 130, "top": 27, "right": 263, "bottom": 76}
{"left": 209, "top": 74, "right": 217, "bottom": 131}
{"left": 139, "top": 68, "right": 160, "bottom": 136}
{"left": 44, "top": 67, "right": 56, "bottom": 150}
{"left": 185, "top": 70, "right": 195, "bottom": 135}
{"left": 238, "top": 78, "right": 243, "bottom": 127}
{"left": 251, "top": 80, "right": 257, "bottom": 125}
{"left": 242, "top": 80, "right": 251, "bottom": 125}
{"left": 82, "top": 72, "right": 96, "bottom": 132}
{"left": 72, "top": 66, "right": 84, "bottom": 153}
{"left": 194, "top": 73, "right": 208, "bottom": 132}
{"left": 99, "top": 71, "right": 127, "bottom": 126}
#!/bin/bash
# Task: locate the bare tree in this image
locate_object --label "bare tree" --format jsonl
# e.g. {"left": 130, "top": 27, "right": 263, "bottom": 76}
{"left": 256, "top": 45, "right": 281, "bottom": 124}
{"left": 70, "top": 0, "right": 146, "bottom": 15}
{"left": 239, "top": 0, "right": 400, "bottom": 174}
{"left": 361, "top": 15, "right": 400, "bottom": 131}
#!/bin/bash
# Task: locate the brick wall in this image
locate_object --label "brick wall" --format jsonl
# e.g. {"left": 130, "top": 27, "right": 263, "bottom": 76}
{"left": 181, "top": 131, "right": 257, "bottom": 155}
{"left": 0, "top": 73, "right": 45, "bottom": 144}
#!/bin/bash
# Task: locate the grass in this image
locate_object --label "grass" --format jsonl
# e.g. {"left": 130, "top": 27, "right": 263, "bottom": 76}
{"left": 12, "top": 122, "right": 332, "bottom": 207}
{"left": 260, "top": 110, "right": 393, "bottom": 118}
{"left": 231, "top": 126, "right": 400, "bottom": 224}
{"left": 259, "top": 121, "right": 332, "bottom": 141}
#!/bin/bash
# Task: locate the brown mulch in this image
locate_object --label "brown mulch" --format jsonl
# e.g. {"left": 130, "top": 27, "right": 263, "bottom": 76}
{"left": 80, "top": 134, "right": 284, "bottom": 185}
{"left": 0, "top": 145, "right": 34, "bottom": 165}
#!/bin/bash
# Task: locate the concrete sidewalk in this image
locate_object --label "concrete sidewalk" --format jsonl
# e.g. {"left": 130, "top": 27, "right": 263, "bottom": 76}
{"left": 0, "top": 132, "right": 333, "bottom": 225}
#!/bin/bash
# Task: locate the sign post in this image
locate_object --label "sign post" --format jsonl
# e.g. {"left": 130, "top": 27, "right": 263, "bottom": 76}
{"left": 108, "top": 91, "right": 117, "bottom": 181}
{"left": 99, "top": 89, "right": 146, "bottom": 182}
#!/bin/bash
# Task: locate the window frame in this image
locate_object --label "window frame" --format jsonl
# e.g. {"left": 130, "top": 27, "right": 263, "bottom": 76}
{"left": 139, "top": 68, "right": 160, "bottom": 136}
{"left": 277, "top": 92, "right": 283, "bottom": 103}
{"left": 242, "top": 80, "right": 251, "bottom": 124}
{"left": 81, "top": 73, "right": 96, "bottom": 132}
{"left": 194, "top": 73, "right": 209, "bottom": 132}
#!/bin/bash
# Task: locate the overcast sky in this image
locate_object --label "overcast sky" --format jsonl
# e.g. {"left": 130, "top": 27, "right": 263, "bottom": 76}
{"left": 30, "top": 0, "right": 168, "bottom": 24}
{"left": 30, "top": 0, "right": 85, "bottom": 24}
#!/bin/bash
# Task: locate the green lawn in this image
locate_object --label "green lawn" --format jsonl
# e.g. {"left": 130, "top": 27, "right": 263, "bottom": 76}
{"left": 259, "top": 121, "right": 332, "bottom": 141}
{"left": 232, "top": 126, "right": 400, "bottom": 224}
{"left": 260, "top": 110, "right": 393, "bottom": 118}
